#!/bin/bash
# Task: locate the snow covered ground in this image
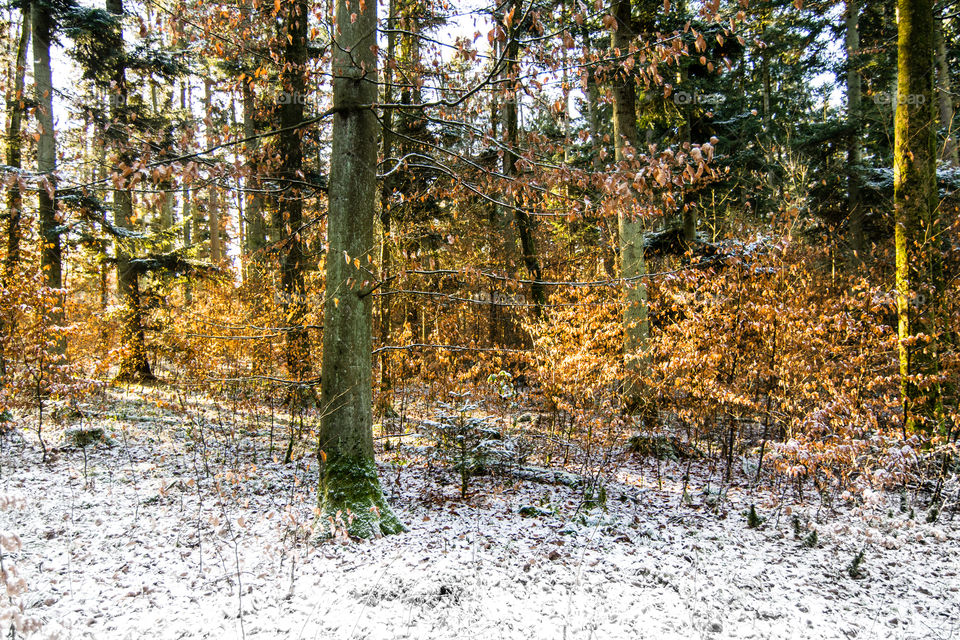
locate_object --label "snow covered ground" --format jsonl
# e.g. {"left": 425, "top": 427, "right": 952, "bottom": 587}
{"left": 1, "top": 389, "right": 958, "bottom": 640}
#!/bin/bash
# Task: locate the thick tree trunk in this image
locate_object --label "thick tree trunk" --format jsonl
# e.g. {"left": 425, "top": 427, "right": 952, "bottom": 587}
{"left": 318, "top": 0, "right": 403, "bottom": 538}
{"left": 277, "top": 0, "right": 310, "bottom": 383}
{"left": 846, "top": 0, "right": 864, "bottom": 256}
{"left": 894, "top": 0, "right": 943, "bottom": 432}
{"left": 611, "top": 0, "right": 650, "bottom": 407}
{"left": 108, "top": 0, "right": 153, "bottom": 382}
{"left": 32, "top": 0, "right": 64, "bottom": 354}
{"left": 934, "top": 18, "right": 958, "bottom": 166}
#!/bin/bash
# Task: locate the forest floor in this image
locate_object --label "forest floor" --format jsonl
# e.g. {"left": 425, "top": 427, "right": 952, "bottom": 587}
{"left": 1, "top": 386, "right": 958, "bottom": 640}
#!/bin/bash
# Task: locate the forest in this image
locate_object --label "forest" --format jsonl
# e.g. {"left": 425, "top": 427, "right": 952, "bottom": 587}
{"left": 0, "top": 0, "right": 958, "bottom": 636}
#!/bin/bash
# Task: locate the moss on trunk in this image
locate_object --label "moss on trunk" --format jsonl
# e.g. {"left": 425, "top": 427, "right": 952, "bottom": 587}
{"left": 316, "top": 454, "right": 404, "bottom": 539}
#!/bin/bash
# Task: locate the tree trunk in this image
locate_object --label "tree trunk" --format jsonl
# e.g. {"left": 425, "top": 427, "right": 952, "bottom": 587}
{"left": 894, "top": 0, "right": 943, "bottom": 433}
{"left": 675, "top": 0, "right": 695, "bottom": 247}
{"left": 611, "top": 0, "right": 650, "bottom": 407}
{"left": 180, "top": 79, "right": 193, "bottom": 304}
{"left": 108, "top": 0, "right": 153, "bottom": 382}
{"left": 502, "top": 1, "right": 544, "bottom": 316}
{"left": 934, "top": 17, "right": 958, "bottom": 166}
{"left": 277, "top": 0, "right": 310, "bottom": 383}
{"left": 4, "top": 5, "right": 29, "bottom": 285}
{"left": 204, "top": 77, "right": 222, "bottom": 264}
{"left": 760, "top": 41, "right": 777, "bottom": 200}
{"left": 846, "top": 0, "right": 864, "bottom": 256}
{"left": 378, "top": 0, "right": 399, "bottom": 390}
{"left": 318, "top": 0, "right": 403, "bottom": 538}
{"left": 32, "top": 0, "right": 64, "bottom": 354}
{"left": 242, "top": 82, "right": 266, "bottom": 273}
{"left": 1, "top": 5, "right": 30, "bottom": 381}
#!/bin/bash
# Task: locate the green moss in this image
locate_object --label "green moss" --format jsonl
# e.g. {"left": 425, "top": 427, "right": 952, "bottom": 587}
{"left": 315, "top": 454, "right": 405, "bottom": 539}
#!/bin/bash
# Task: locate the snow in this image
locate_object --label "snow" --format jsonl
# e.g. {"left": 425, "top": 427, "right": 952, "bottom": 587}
{"left": 1, "top": 388, "right": 958, "bottom": 639}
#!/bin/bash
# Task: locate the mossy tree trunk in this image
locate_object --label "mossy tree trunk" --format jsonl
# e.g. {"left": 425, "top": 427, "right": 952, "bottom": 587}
{"left": 611, "top": 0, "right": 650, "bottom": 408}
{"left": 894, "top": 0, "right": 943, "bottom": 433}
{"left": 108, "top": 0, "right": 153, "bottom": 382}
{"left": 317, "top": 0, "right": 403, "bottom": 538}
{"left": 33, "top": 0, "right": 64, "bottom": 355}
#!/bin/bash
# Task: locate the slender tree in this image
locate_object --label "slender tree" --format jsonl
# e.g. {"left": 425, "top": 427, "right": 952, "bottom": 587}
{"left": 107, "top": 0, "right": 153, "bottom": 381}
{"left": 4, "top": 4, "right": 30, "bottom": 284}
{"left": 502, "top": 0, "right": 544, "bottom": 315}
{"left": 33, "top": 0, "right": 65, "bottom": 354}
{"left": 1, "top": 4, "right": 31, "bottom": 380}
{"left": 846, "top": 0, "right": 864, "bottom": 256}
{"left": 933, "top": 17, "right": 957, "bottom": 165}
{"left": 317, "top": 0, "right": 403, "bottom": 538}
{"left": 378, "top": 0, "right": 399, "bottom": 390}
{"left": 276, "top": 0, "right": 310, "bottom": 383}
{"left": 611, "top": 0, "right": 650, "bottom": 407}
{"left": 241, "top": 80, "right": 266, "bottom": 271}
{"left": 203, "top": 76, "right": 222, "bottom": 264}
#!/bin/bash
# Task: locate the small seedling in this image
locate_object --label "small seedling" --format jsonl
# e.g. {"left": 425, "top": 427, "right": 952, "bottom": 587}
{"left": 581, "top": 481, "right": 608, "bottom": 511}
{"left": 847, "top": 548, "right": 866, "bottom": 579}
{"left": 803, "top": 530, "right": 818, "bottom": 548}
{"left": 746, "top": 504, "right": 762, "bottom": 529}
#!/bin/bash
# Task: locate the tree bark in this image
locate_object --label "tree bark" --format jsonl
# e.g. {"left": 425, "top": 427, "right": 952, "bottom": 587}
{"left": 318, "top": 0, "right": 403, "bottom": 538}
{"left": 894, "top": 0, "right": 943, "bottom": 432}
{"left": 32, "top": 0, "right": 64, "bottom": 354}
{"left": 108, "top": 0, "right": 153, "bottom": 382}
{"left": 611, "top": 0, "right": 650, "bottom": 407}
